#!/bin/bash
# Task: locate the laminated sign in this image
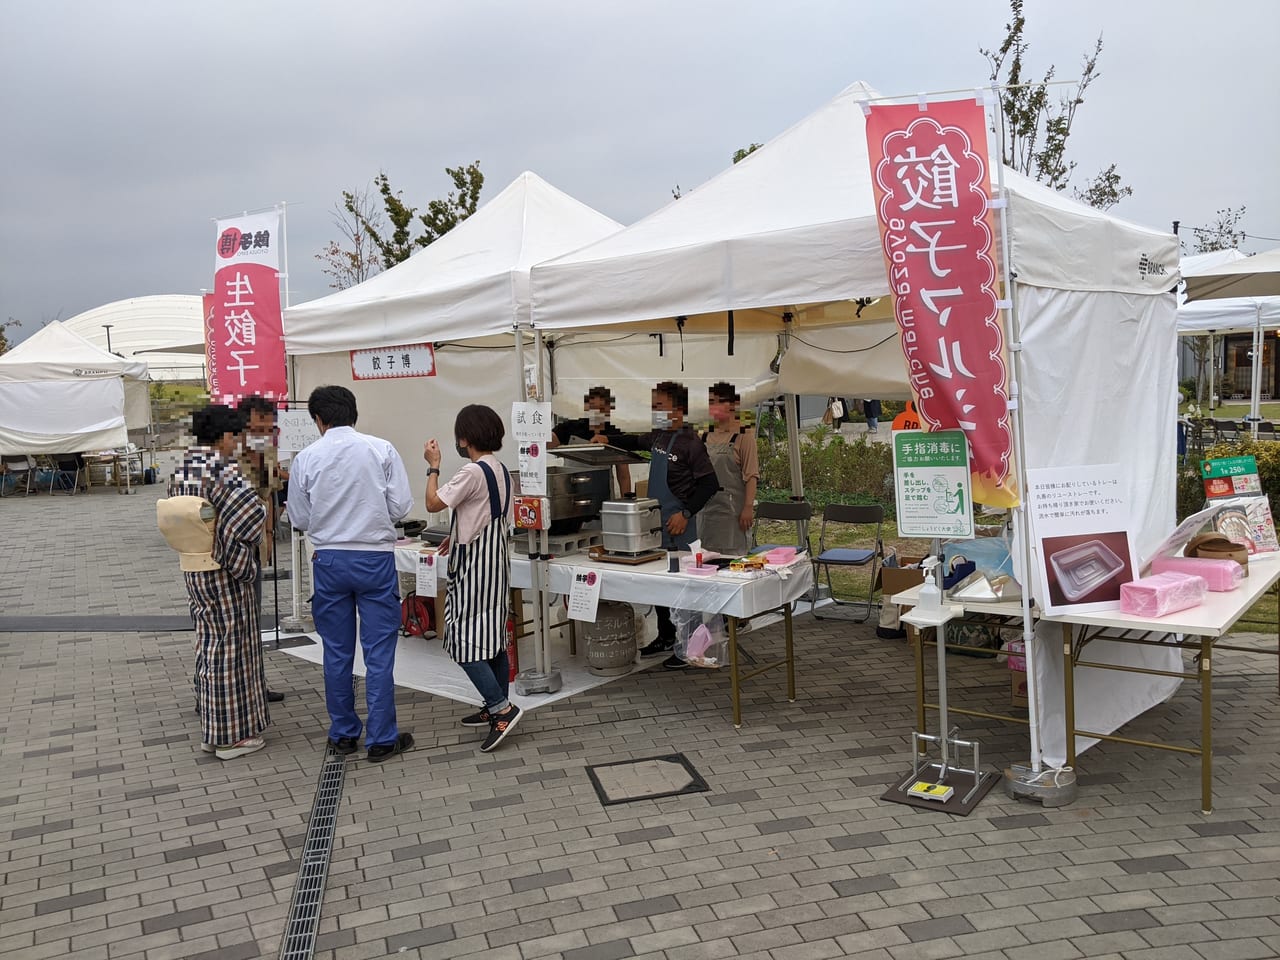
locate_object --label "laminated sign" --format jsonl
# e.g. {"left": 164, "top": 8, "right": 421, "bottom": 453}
{"left": 866, "top": 98, "right": 1018, "bottom": 508}
{"left": 892, "top": 429, "right": 973, "bottom": 538}
{"left": 511, "top": 402, "right": 552, "bottom": 496}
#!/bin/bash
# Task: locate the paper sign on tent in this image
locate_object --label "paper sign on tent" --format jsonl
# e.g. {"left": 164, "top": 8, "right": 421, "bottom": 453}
{"left": 415, "top": 551, "right": 439, "bottom": 596}
{"left": 568, "top": 568, "right": 602, "bottom": 621}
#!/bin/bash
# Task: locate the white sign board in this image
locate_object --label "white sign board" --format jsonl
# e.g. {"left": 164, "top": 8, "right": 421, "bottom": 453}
{"left": 415, "top": 550, "right": 439, "bottom": 597}
{"left": 350, "top": 342, "right": 436, "bottom": 380}
{"left": 1026, "top": 463, "right": 1136, "bottom": 616}
{"left": 512, "top": 402, "right": 552, "bottom": 496}
{"left": 892, "top": 430, "right": 974, "bottom": 538}
{"left": 567, "top": 567, "right": 602, "bottom": 621}
{"left": 277, "top": 408, "right": 321, "bottom": 454}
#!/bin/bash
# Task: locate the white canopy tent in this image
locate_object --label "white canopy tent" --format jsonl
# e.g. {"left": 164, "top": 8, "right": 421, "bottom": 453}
{"left": 1185, "top": 246, "right": 1280, "bottom": 303}
{"left": 530, "top": 80, "right": 1182, "bottom": 768}
{"left": 0, "top": 322, "right": 151, "bottom": 454}
{"left": 1178, "top": 250, "right": 1280, "bottom": 424}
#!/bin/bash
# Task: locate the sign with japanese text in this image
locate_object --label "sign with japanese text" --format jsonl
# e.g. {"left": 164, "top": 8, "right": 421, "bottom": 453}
{"left": 277, "top": 405, "right": 322, "bottom": 455}
{"left": 209, "top": 211, "right": 287, "bottom": 403}
{"left": 1026, "top": 464, "right": 1136, "bottom": 615}
{"left": 350, "top": 342, "right": 436, "bottom": 381}
{"left": 512, "top": 402, "right": 552, "bottom": 496}
{"left": 568, "top": 567, "right": 602, "bottom": 621}
{"left": 415, "top": 550, "right": 439, "bottom": 597}
{"left": 1201, "top": 455, "right": 1262, "bottom": 499}
{"left": 866, "top": 98, "right": 1017, "bottom": 509}
{"left": 892, "top": 429, "right": 973, "bottom": 538}
{"left": 514, "top": 495, "right": 550, "bottom": 531}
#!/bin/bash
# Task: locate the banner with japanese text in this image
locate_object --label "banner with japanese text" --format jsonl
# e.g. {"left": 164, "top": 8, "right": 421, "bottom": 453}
{"left": 208, "top": 211, "right": 288, "bottom": 403}
{"left": 866, "top": 98, "right": 1018, "bottom": 507}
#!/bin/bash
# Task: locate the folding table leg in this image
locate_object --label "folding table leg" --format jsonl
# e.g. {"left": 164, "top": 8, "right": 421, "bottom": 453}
{"left": 1063, "top": 623, "right": 1077, "bottom": 767}
{"left": 729, "top": 615, "right": 741, "bottom": 728}
{"left": 784, "top": 605, "right": 795, "bottom": 702}
{"left": 1201, "top": 634, "right": 1213, "bottom": 815}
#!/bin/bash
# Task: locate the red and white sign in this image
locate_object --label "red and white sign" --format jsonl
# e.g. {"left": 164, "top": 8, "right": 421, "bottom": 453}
{"left": 350, "top": 343, "right": 436, "bottom": 380}
{"left": 209, "top": 211, "right": 287, "bottom": 403}
{"left": 866, "top": 98, "right": 1018, "bottom": 508}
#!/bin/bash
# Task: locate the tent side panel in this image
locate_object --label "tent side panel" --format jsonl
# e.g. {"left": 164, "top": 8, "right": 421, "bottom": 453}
{"left": 0, "top": 379, "right": 128, "bottom": 454}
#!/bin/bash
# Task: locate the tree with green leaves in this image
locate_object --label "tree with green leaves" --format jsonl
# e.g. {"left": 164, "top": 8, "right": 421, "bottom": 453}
{"left": 0, "top": 318, "right": 17, "bottom": 357}
{"left": 982, "top": 0, "right": 1132, "bottom": 210}
{"left": 336, "top": 162, "right": 485, "bottom": 271}
{"left": 673, "top": 143, "right": 764, "bottom": 199}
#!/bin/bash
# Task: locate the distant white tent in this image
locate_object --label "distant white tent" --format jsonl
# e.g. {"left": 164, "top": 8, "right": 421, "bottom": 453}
{"left": 0, "top": 322, "right": 150, "bottom": 454}
{"left": 63, "top": 295, "right": 207, "bottom": 381}
{"left": 1185, "top": 246, "right": 1280, "bottom": 302}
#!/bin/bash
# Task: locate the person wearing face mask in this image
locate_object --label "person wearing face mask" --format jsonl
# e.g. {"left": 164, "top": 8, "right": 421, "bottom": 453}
{"left": 700, "top": 382, "right": 759, "bottom": 557}
{"left": 548, "top": 386, "right": 632, "bottom": 497}
{"left": 607, "top": 381, "right": 719, "bottom": 668}
{"left": 287, "top": 386, "right": 415, "bottom": 763}
{"left": 236, "top": 395, "right": 286, "bottom": 703}
{"left": 423, "top": 405, "right": 523, "bottom": 752}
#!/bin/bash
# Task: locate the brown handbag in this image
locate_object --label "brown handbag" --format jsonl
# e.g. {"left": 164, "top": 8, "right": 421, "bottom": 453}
{"left": 1184, "top": 533, "right": 1249, "bottom": 570}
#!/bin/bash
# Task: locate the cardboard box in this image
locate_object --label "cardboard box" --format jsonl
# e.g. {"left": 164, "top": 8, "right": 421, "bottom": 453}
{"left": 1011, "top": 673, "right": 1029, "bottom": 708}
{"left": 875, "top": 555, "right": 927, "bottom": 597}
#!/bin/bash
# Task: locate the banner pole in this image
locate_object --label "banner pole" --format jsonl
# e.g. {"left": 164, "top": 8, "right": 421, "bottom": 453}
{"left": 990, "top": 87, "right": 1043, "bottom": 775}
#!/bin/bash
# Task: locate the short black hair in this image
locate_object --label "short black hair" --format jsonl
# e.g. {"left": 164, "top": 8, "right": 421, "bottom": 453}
{"left": 237, "top": 395, "right": 276, "bottom": 418}
{"left": 308, "top": 385, "right": 358, "bottom": 428}
{"left": 584, "top": 386, "right": 615, "bottom": 406}
{"left": 192, "top": 404, "right": 245, "bottom": 446}
{"left": 708, "top": 381, "right": 740, "bottom": 404}
{"left": 455, "top": 404, "right": 504, "bottom": 453}
{"left": 653, "top": 380, "right": 688, "bottom": 413}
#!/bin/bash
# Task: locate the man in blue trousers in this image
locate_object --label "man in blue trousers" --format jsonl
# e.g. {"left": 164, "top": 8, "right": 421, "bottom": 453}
{"left": 287, "top": 386, "right": 415, "bottom": 762}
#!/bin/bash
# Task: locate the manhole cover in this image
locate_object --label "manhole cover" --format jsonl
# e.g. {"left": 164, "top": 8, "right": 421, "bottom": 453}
{"left": 585, "top": 753, "right": 709, "bottom": 806}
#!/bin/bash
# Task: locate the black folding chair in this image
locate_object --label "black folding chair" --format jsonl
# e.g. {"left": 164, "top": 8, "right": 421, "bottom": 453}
{"left": 0, "top": 455, "right": 36, "bottom": 497}
{"left": 48, "top": 454, "right": 83, "bottom": 494}
{"left": 751, "top": 500, "right": 813, "bottom": 555}
{"left": 812, "top": 503, "right": 884, "bottom": 622}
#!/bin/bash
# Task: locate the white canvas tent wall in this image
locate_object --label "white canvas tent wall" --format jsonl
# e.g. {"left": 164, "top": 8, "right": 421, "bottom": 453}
{"left": 530, "top": 80, "right": 1182, "bottom": 767}
{"left": 1185, "top": 246, "right": 1280, "bottom": 302}
{"left": 0, "top": 321, "right": 151, "bottom": 454}
{"left": 282, "top": 171, "right": 625, "bottom": 509}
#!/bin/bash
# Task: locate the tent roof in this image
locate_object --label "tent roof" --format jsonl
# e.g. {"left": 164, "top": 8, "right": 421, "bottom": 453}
{"left": 1184, "top": 246, "right": 1280, "bottom": 302}
{"left": 62, "top": 295, "right": 206, "bottom": 379}
{"left": 1177, "top": 250, "right": 1280, "bottom": 335}
{"left": 529, "top": 80, "right": 1178, "bottom": 334}
{"left": 283, "top": 171, "right": 622, "bottom": 355}
{"left": 0, "top": 321, "right": 149, "bottom": 382}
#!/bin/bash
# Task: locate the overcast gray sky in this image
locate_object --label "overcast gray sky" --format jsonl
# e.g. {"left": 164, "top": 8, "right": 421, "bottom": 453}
{"left": 2, "top": 0, "right": 1276, "bottom": 341}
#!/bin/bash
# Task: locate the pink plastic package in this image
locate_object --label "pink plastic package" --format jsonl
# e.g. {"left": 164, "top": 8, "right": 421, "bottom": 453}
{"left": 1149, "top": 555, "right": 1243, "bottom": 592}
{"left": 1120, "top": 572, "right": 1208, "bottom": 618}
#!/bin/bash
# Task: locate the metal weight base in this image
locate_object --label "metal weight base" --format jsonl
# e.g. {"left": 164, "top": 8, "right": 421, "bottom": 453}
{"left": 1003, "top": 763, "right": 1078, "bottom": 807}
{"left": 881, "top": 727, "right": 998, "bottom": 816}
{"left": 514, "top": 667, "right": 563, "bottom": 696}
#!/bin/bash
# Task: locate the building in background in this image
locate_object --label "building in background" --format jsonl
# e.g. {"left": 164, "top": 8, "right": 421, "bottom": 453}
{"left": 63, "top": 295, "right": 205, "bottom": 382}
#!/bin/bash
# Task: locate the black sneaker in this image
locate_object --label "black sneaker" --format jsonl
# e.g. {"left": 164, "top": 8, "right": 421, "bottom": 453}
{"left": 639, "top": 637, "right": 675, "bottom": 657}
{"left": 327, "top": 736, "right": 359, "bottom": 756}
{"left": 267, "top": 689, "right": 286, "bottom": 703}
{"left": 367, "top": 732, "right": 414, "bottom": 763}
{"left": 461, "top": 709, "right": 491, "bottom": 728}
{"left": 662, "top": 654, "right": 688, "bottom": 671}
{"left": 480, "top": 705, "right": 522, "bottom": 753}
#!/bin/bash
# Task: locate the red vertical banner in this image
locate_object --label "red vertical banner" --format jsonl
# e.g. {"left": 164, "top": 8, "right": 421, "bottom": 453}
{"left": 208, "top": 210, "right": 288, "bottom": 403}
{"left": 201, "top": 292, "right": 216, "bottom": 395}
{"left": 866, "top": 98, "right": 1018, "bottom": 508}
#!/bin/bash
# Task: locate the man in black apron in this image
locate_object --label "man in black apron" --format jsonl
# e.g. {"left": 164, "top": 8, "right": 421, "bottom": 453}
{"left": 609, "top": 381, "right": 719, "bottom": 669}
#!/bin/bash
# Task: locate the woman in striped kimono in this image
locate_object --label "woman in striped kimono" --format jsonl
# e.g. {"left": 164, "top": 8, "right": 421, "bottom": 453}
{"left": 424, "top": 405, "right": 521, "bottom": 752}
{"left": 170, "top": 404, "right": 271, "bottom": 760}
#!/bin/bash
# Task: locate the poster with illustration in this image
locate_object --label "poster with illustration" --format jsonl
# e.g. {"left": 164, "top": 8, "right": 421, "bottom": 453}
{"left": 1027, "top": 464, "right": 1137, "bottom": 616}
{"left": 892, "top": 430, "right": 974, "bottom": 539}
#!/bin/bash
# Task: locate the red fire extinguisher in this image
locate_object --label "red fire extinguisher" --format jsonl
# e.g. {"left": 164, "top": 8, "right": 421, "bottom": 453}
{"left": 506, "top": 615, "right": 519, "bottom": 681}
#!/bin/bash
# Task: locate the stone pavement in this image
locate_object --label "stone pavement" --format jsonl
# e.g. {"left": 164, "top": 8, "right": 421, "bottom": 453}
{"left": 2, "top": 487, "right": 1278, "bottom": 960}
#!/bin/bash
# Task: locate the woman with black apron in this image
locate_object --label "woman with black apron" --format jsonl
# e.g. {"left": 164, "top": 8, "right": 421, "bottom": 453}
{"left": 424, "top": 405, "right": 522, "bottom": 753}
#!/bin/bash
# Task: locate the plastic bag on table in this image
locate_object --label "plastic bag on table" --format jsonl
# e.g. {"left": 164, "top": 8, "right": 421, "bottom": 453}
{"left": 672, "top": 608, "right": 728, "bottom": 669}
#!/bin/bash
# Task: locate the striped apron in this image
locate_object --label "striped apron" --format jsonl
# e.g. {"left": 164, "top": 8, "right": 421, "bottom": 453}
{"left": 445, "top": 460, "right": 511, "bottom": 663}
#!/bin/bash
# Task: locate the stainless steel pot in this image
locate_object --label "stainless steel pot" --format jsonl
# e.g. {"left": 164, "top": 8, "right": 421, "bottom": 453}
{"left": 544, "top": 465, "right": 612, "bottom": 533}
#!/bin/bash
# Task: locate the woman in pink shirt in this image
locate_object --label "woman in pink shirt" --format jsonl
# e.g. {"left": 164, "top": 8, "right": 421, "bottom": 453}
{"left": 423, "top": 405, "right": 521, "bottom": 752}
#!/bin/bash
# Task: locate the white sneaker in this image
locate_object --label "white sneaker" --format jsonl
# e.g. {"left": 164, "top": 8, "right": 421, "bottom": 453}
{"left": 216, "top": 737, "right": 266, "bottom": 760}
{"left": 200, "top": 742, "right": 215, "bottom": 754}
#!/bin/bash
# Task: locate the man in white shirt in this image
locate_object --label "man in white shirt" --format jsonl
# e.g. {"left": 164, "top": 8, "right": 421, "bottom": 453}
{"left": 287, "top": 386, "right": 415, "bottom": 762}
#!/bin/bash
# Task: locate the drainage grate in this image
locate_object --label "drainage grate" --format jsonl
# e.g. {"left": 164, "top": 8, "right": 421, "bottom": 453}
{"left": 278, "top": 752, "right": 348, "bottom": 960}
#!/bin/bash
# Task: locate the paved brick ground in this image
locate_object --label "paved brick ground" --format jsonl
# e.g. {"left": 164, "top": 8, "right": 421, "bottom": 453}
{"left": 2, "top": 487, "right": 1278, "bottom": 959}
